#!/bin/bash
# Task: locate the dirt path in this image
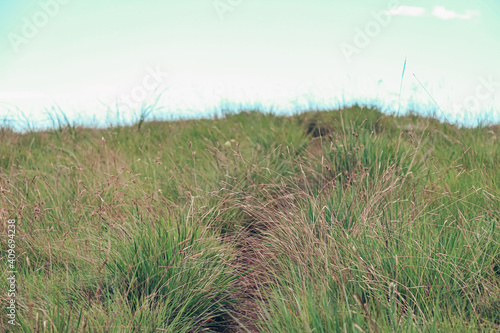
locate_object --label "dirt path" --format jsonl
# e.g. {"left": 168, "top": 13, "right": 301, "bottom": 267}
{"left": 226, "top": 230, "right": 267, "bottom": 333}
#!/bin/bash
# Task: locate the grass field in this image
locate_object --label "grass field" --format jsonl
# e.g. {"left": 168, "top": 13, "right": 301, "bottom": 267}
{"left": 1, "top": 106, "right": 499, "bottom": 332}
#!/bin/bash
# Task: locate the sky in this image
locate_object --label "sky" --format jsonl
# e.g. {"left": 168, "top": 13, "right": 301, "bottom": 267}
{"left": 0, "top": 0, "right": 499, "bottom": 130}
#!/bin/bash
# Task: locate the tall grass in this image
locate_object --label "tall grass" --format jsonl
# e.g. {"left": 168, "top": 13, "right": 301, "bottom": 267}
{"left": 0, "top": 106, "right": 499, "bottom": 332}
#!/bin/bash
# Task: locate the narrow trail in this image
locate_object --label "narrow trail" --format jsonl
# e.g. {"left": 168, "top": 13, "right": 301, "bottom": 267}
{"left": 229, "top": 231, "right": 265, "bottom": 333}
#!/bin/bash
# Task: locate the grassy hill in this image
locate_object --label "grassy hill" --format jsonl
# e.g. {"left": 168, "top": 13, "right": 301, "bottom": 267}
{"left": 1, "top": 106, "right": 499, "bottom": 332}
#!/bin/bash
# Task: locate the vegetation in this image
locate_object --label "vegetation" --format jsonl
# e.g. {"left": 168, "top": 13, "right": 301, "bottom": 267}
{"left": 1, "top": 106, "right": 499, "bottom": 332}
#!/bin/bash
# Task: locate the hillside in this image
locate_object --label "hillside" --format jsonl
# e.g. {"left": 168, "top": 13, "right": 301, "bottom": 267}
{"left": 1, "top": 106, "right": 499, "bottom": 332}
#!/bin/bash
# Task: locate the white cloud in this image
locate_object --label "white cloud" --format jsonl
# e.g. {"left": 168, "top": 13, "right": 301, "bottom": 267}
{"left": 432, "top": 6, "right": 480, "bottom": 20}
{"left": 388, "top": 5, "right": 480, "bottom": 21}
{"left": 389, "top": 6, "right": 426, "bottom": 17}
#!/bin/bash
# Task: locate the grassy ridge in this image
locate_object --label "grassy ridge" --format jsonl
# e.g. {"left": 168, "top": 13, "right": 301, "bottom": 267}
{"left": 0, "top": 106, "right": 499, "bottom": 332}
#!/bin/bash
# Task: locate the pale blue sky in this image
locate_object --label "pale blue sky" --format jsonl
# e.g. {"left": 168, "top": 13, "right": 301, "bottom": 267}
{"left": 0, "top": 0, "right": 499, "bottom": 130}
